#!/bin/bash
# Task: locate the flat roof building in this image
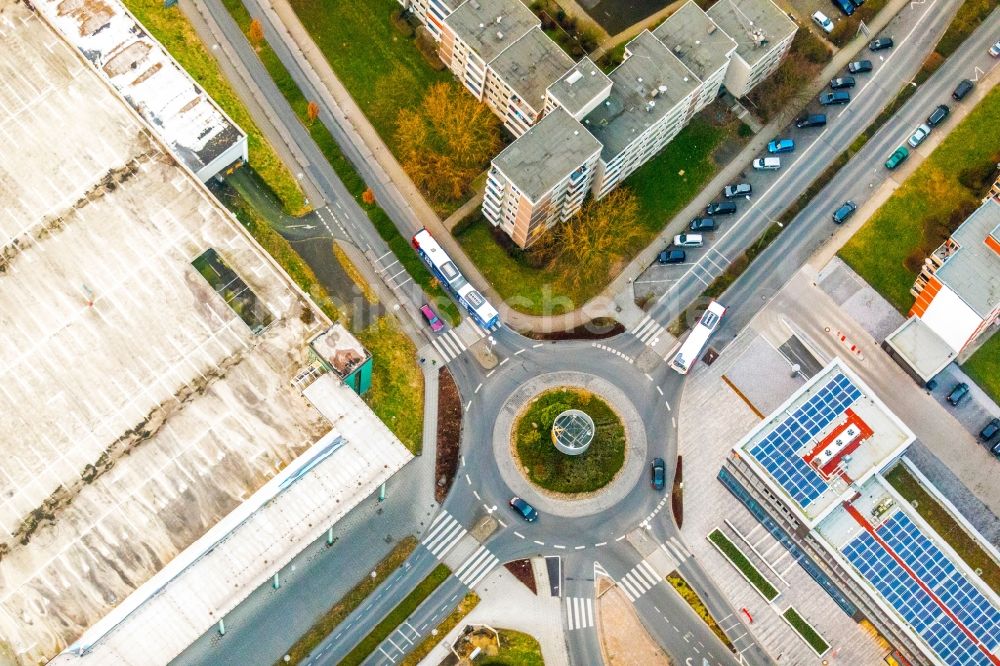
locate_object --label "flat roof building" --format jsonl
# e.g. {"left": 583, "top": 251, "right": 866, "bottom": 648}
{"left": 544, "top": 56, "right": 613, "bottom": 121}
{"left": 707, "top": 0, "right": 796, "bottom": 98}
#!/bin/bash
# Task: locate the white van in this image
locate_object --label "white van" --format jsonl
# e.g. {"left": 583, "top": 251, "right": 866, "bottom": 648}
{"left": 812, "top": 11, "right": 834, "bottom": 34}
{"left": 753, "top": 157, "right": 781, "bottom": 170}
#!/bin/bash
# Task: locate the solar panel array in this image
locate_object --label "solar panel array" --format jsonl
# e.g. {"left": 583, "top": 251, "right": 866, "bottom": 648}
{"left": 748, "top": 373, "right": 862, "bottom": 507}
{"left": 843, "top": 513, "right": 1000, "bottom": 666}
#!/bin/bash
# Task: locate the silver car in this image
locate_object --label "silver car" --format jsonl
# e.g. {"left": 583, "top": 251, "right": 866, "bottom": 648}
{"left": 907, "top": 123, "right": 931, "bottom": 148}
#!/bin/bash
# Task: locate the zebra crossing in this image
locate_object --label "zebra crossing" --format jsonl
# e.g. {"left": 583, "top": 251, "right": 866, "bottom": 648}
{"left": 631, "top": 315, "right": 666, "bottom": 348}
{"left": 421, "top": 511, "right": 467, "bottom": 560}
{"left": 454, "top": 545, "right": 499, "bottom": 589}
{"left": 428, "top": 320, "right": 486, "bottom": 364}
{"left": 660, "top": 535, "right": 691, "bottom": 566}
{"left": 565, "top": 597, "right": 594, "bottom": 630}
{"left": 618, "top": 559, "right": 662, "bottom": 602}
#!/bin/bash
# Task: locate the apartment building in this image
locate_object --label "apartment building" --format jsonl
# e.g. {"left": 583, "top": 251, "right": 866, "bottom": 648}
{"left": 401, "top": 0, "right": 461, "bottom": 40}
{"left": 707, "top": 0, "right": 796, "bottom": 98}
{"left": 652, "top": 1, "right": 738, "bottom": 118}
{"left": 583, "top": 31, "right": 700, "bottom": 198}
{"left": 483, "top": 107, "right": 602, "bottom": 247}
{"left": 885, "top": 198, "right": 1000, "bottom": 382}
{"left": 484, "top": 26, "right": 574, "bottom": 136}
{"left": 544, "top": 57, "right": 614, "bottom": 121}
{"left": 438, "top": 0, "right": 538, "bottom": 100}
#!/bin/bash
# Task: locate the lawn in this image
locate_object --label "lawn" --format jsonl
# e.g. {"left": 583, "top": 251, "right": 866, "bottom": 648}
{"left": 357, "top": 316, "right": 425, "bottom": 455}
{"left": 339, "top": 563, "right": 452, "bottom": 666}
{"left": 399, "top": 592, "right": 480, "bottom": 666}
{"left": 121, "top": 0, "right": 308, "bottom": 215}
{"left": 964, "top": 334, "right": 1000, "bottom": 406}
{"left": 666, "top": 572, "right": 735, "bottom": 651}
{"left": 480, "top": 629, "right": 545, "bottom": 666}
{"left": 782, "top": 607, "right": 829, "bottom": 655}
{"left": 514, "top": 388, "right": 625, "bottom": 494}
{"left": 456, "top": 117, "right": 730, "bottom": 315}
{"left": 839, "top": 86, "right": 1000, "bottom": 313}
{"left": 708, "top": 529, "right": 779, "bottom": 601}
{"left": 883, "top": 464, "right": 1000, "bottom": 596}
{"left": 276, "top": 536, "right": 417, "bottom": 665}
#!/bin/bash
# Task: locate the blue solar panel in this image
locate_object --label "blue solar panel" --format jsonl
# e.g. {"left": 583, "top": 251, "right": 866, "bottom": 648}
{"left": 749, "top": 373, "right": 862, "bottom": 507}
{"left": 842, "top": 514, "right": 1000, "bottom": 665}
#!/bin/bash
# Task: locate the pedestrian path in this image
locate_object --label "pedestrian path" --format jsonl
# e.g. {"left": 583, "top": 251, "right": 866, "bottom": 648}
{"left": 618, "top": 559, "right": 663, "bottom": 602}
{"left": 421, "top": 511, "right": 467, "bottom": 560}
{"left": 631, "top": 314, "right": 666, "bottom": 349}
{"left": 564, "top": 596, "right": 594, "bottom": 630}
{"left": 454, "top": 545, "right": 499, "bottom": 589}
{"left": 427, "top": 319, "right": 486, "bottom": 364}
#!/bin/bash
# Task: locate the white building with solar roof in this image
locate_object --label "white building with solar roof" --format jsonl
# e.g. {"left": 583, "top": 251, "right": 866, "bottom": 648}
{"left": 721, "top": 358, "right": 1000, "bottom": 666}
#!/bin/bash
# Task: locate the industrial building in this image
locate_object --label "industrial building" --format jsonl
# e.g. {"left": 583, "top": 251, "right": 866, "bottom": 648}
{"left": 720, "top": 359, "right": 1000, "bottom": 666}
{"left": 0, "top": 2, "right": 410, "bottom": 663}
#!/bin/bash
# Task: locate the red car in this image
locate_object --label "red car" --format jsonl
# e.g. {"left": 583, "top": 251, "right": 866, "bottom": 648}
{"left": 420, "top": 304, "right": 444, "bottom": 332}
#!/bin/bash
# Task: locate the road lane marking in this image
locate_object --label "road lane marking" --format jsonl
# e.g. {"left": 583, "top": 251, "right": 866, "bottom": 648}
{"left": 474, "top": 383, "right": 482, "bottom": 393}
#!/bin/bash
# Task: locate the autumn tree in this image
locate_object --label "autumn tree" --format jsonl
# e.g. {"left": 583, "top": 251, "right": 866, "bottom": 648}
{"left": 362, "top": 187, "right": 375, "bottom": 205}
{"left": 306, "top": 100, "right": 320, "bottom": 123}
{"left": 394, "top": 82, "right": 502, "bottom": 205}
{"left": 529, "top": 188, "right": 644, "bottom": 291}
{"left": 247, "top": 18, "right": 265, "bottom": 48}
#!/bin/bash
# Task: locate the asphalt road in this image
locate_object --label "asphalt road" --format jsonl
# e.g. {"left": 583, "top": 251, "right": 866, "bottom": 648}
{"left": 639, "top": 0, "right": 966, "bottom": 329}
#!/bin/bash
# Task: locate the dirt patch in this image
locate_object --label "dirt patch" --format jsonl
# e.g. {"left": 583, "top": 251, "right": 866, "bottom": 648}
{"left": 435, "top": 367, "right": 462, "bottom": 503}
{"left": 503, "top": 559, "right": 538, "bottom": 595}
{"left": 597, "top": 584, "right": 670, "bottom": 664}
{"left": 521, "top": 318, "right": 625, "bottom": 340}
{"left": 671, "top": 455, "right": 683, "bottom": 528}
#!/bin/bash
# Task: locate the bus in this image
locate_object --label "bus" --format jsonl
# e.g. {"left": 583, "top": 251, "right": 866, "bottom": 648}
{"left": 669, "top": 300, "right": 726, "bottom": 374}
{"left": 411, "top": 228, "right": 501, "bottom": 331}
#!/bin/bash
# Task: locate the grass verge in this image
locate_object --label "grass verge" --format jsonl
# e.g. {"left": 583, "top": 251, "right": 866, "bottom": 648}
{"left": 357, "top": 316, "right": 424, "bottom": 455}
{"left": 277, "top": 536, "right": 417, "bottom": 665}
{"left": 883, "top": 464, "right": 1000, "bottom": 596}
{"left": 514, "top": 388, "right": 625, "bottom": 493}
{"left": 839, "top": 86, "right": 1000, "bottom": 312}
{"left": 964, "top": 334, "right": 1000, "bottom": 406}
{"left": 666, "top": 572, "right": 736, "bottom": 651}
{"left": 399, "top": 592, "right": 480, "bottom": 666}
{"left": 121, "top": 0, "right": 307, "bottom": 215}
{"left": 708, "top": 529, "right": 779, "bottom": 601}
{"left": 218, "top": 0, "right": 460, "bottom": 325}
{"left": 482, "top": 629, "right": 546, "bottom": 666}
{"left": 339, "top": 564, "right": 452, "bottom": 666}
{"left": 782, "top": 607, "right": 829, "bottom": 655}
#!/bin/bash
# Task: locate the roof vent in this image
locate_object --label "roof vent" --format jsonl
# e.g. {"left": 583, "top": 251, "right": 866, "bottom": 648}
{"left": 566, "top": 70, "right": 583, "bottom": 85}
{"left": 645, "top": 100, "right": 656, "bottom": 112}
{"left": 658, "top": 84, "right": 667, "bottom": 93}
{"left": 479, "top": 22, "right": 485, "bottom": 28}
{"left": 496, "top": 16, "right": 502, "bottom": 23}
{"left": 497, "top": 31, "right": 504, "bottom": 40}
{"left": 637, "top": 77, "right": 643, "bottom": 83}
{"left": 707, "top": 23, "right": 716, "bottom": 34}
{"left": 682, "top": 76, "right": 688, "bottom": 82}
{"left": 674, "top": 45, "right": 682, "bottom": 53}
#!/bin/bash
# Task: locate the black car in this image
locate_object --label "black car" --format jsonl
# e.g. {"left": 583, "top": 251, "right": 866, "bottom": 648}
{"left": 952, "top": 79, "right": 974, "bottom": 101}
{"left": 831, "top": 0, "right": 854, "bottom": 15}
{"left": 796, "top": 113, "right": 827, "bottom": 128}
{"left": 509, "top": 497, "right": 538, "bottom": 522}
{"left": 651, "top": 458, "right": 666, "bottom": 490}
{"left": 947, "top": 382, "right": 969, "bottom": 406}
{"left": 832, "top": 201, "right": 857, "bottom": 224}
{"left": 927, "top": 104, "right": 950, "bottom": 127}
{"left": 706, "top": 201, "right": 738, "bottom": 216}
{"left": 848, "top": 60, "right": 873, "bottom": 74}
{"left": 869, "top": 37, "right": 894, "bottom": 51}
{"left": 658, "top": 248, "right": 686, "bottom": 264}
{"left": 820, "top": 91, "right": 851, "bottom": 105}
{"left": 830, "top": 76, "right": 856, "bottom": 90}
{"left": 690, "top": 217, "right": 716, "bottom": 232}
{"left": 724, "top": 182, "right": 752, "bottom": 198}
{"left": 980, "top": 418, "right": 1000, "bottom": 442}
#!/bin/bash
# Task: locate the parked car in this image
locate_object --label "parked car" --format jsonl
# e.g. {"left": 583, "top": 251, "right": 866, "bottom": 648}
{"left": 831, "top": 0, "right": 854, "bottom": 16}
{"left": 830, "top": 76, "right": 856, "bottom": 90}
{"left": 820, "top": 91, "right": 851, "bottom": 105}
{"left": 990, "top": 40, "right": 1000, "bottom": 57}
{"left": 992, "top": 439, "right": 1000, "bottom": 457}
{"left": 658, "top": 248, "right": 686, "bottom": 264}
{"left": 796, "top": 113, "right": 827, "bottom": 128}
{"left": 706, "top": 201, "right": 738, "bottom": 216}
{"left": 812, "top": 11, "right": 834, "bottom": 33}
{"left": 848, "top": 59, "right": 873, "bottom": 73}
{"left": 419, "top": 304, "right": 444, "bottom": 332}
{"left": 832, "top": 201, "right": 857, "bottom": 224}
{"left": 848, "top": 0, "right": 864, "bottom": 6}
{"left": 724, "top": 182, "right": 752, "bottom": 198}
{"left": 869, "top": 37, "right": 894, "bottom": 51}
{"left": 927, "top": 104, "right": 950, "bottom": 127}
{"left": 946, "top": 382, "right": 970, "bottom": 406}
{"left": 753, "top": 156, "right": 781, "bottom": 170}
{"left": 980, "top": 418, "right": 1000, "bottom": 443}
{"left": 509, "top": 497, "right": 538, "bottom": 522}
{"left": 767, "top": 138, "right": 795, "bottom": 154}
{"left": 689, "top": 217, "right": 716, "bottom": 232}
{"left": 907, "top": 123, "right": 931, "bottom": 148}
{"left": 673, "top": 233, "right": 703, "bottom": 248}
{"left": 651, "top": 458, "right": 666, "bottom": 491}
{"left": 952, "top": 79, "right": 974, "bottom": 101}
{"left": 884, "top": 146, "right": 909, "bottom": 170}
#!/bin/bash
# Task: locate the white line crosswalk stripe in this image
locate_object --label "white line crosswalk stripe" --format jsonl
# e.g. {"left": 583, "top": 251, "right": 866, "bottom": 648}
{"left": 618, "top": 559, "right": 664, "bottom": 602}
{"left": 455, "top": 545, "right": 499, "bottom": 589}
{"left": 565, "top": 597, "right": 594, "bottom": 630}
{"left": 421, "top": 511, "right": 467, "bottom": 559}
{"left": 631, "top": 315, "right": 666, "bottom": 347}
{"left": 429, "top": 329, "right": 468, "bottom": 364}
